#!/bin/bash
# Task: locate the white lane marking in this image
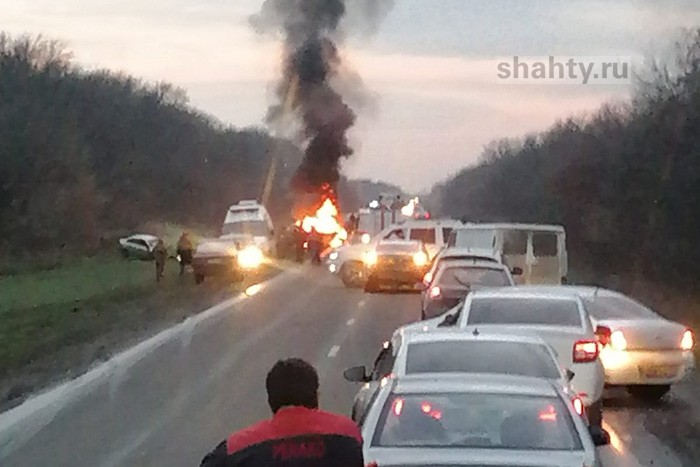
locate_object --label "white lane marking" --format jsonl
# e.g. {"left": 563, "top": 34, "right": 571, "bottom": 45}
{"left": 0, "top": 271, "right": 292, "bottom": 454}
{"left": 346, "top": 318, "right": 355, "bottom": 326}
{"left": 358, "top": 299, "right": 366, "bottom": 308}
{"left": 327, "top": 345, "right": 341, "bottom": 358}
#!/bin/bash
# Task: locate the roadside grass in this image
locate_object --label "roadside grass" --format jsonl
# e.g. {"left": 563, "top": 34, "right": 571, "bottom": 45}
{"left": 0, "top": 254, "right": 282, "bottom": 407}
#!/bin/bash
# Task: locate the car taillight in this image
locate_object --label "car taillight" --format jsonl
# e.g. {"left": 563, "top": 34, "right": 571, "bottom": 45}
{"left": 573, "top": 340, "right": 599, "bottom": 363}
{"left": 572, "top": 396, "right": 585, "bottom": 417}
{"left": 429, "top": 286, "right": 442, "bottom": 299}
{"left": 422, "top": 271, "right": 433, "bottom": 285}
{"left": 681, "top": 329, "right": 694, "bottom": 350}
{"left": 392, "top": 398, "right": 404, "bottom": 416}
{"left": 595, "top": 325, "right": 611, "bottom": 347}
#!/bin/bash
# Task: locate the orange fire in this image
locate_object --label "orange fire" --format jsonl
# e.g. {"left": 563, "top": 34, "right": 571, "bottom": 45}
{"left": 298, "top": 192, "right": 348, "bottom": 248}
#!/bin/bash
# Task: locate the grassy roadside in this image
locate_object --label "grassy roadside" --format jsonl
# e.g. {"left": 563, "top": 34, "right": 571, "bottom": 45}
{"left": 0, "top": 254, "right": 282, "bottom": 411}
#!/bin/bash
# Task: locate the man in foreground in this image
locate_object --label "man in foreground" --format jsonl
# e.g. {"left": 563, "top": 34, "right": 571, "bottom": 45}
{"left": 200, "top": 358, "right": 364, "bottom": 466}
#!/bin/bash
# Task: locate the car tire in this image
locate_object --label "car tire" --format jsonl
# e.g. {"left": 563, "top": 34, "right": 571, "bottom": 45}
{"left": 587, "top": 399, "right": 603, "bottom": 429}
{"left": 628, "top": 384, "right": 670, "bottom": 402}
{"left": 194, "top": 273, "right": 204, "bottom": 285}
{"left": 341, "top": 262, "right": 365, "bottom": 288}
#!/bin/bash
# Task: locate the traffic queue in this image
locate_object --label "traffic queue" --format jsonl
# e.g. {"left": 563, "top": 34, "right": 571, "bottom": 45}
{"left": 325, "top": 218, "right": 696, "bottom": 466}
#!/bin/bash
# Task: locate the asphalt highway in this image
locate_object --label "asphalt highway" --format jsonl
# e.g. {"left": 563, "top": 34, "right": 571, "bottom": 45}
{"left": 0, "top": 266, "right": 697, "bottom": 466}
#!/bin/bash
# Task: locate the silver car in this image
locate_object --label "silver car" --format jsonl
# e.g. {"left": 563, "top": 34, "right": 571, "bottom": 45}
{"left": 344, "top": 330, "right": 579, "bottom": 425}
{"left": 361, "top": 373, "right": 607, "bottom": 467}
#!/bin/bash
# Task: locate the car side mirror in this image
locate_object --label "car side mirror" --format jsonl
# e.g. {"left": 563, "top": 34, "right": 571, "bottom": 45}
{"left": 511, "top": 267, "right": 523, "bottom": 276}
{"left": 565, "top": 369, "right": 575, "bottom": 383}
{"left": 343, "top": 366, "right": 369, "bottom": 383}
{"left": 589, "top": 426, "right": 611, "bottom": 446}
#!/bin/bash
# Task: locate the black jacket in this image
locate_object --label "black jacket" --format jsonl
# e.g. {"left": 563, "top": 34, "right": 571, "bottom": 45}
{"left": 200, "top": 406, "right": 364, "bottom": 467}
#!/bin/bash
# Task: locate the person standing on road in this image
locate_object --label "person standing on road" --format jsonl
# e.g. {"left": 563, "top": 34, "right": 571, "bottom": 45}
{"left": 177, "top": 231, "right": 194, "bottom": 276}
{"left": 200, "top": 358, "right": 364, "bottom": 467}
{"left": 153, "top": 239, "right": 167, "bottom": 282}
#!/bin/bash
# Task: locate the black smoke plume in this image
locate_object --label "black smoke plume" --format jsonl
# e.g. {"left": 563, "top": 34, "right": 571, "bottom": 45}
{"left": 251, "top": 0, "right": 393, "bottom": 194}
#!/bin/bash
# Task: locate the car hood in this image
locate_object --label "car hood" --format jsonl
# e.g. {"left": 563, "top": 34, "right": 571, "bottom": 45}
{"left": 194, "top": 239, "right": 239, "bottom": 258}
{"left": 365, "top": 447, "right": 591, "bottom": 467}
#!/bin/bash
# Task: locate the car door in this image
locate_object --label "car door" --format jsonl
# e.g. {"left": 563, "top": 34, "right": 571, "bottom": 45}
{"left": 353, "top": 341, "right": 399, "bottom": 424}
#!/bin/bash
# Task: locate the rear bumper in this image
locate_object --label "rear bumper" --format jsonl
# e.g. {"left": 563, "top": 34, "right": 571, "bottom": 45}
{"left": 192, "top": 257, "right": 239, "bottom": 276}
{"left": 368, "top": 268, "right": 423, "bottom": 283}
{"left": 601, "top": 348, "right": 696, "bottom": 385}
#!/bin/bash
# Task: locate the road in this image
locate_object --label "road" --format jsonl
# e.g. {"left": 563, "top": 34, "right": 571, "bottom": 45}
{"left": 0, "top": 266, "right": 698, "bottom": 466}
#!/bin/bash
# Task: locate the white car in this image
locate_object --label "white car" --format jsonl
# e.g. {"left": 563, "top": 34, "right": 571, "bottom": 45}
{"left": 566, "top": 286, "right": 694, "bottom": 401}
{"left": 326, "top": 231, "right": 373, "bottom": 287}
{"left": 343, "top": 330, "right": 580, "bottom": 425}
{"left": 118, "top": 234, "right": 161, "bottom": 260}
{"left": 360, "top": 374, "right": 607, "bottom": 467}
{"left": 403, "top": 286, "right": 606, "bottom": 431}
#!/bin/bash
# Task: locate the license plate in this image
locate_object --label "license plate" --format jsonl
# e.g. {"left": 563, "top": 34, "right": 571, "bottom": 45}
{"left": 641, "top": 365, "right": 678, "bottom": 379}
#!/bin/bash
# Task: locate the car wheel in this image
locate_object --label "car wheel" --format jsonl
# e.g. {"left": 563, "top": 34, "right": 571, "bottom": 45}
{"left": 586, "top": 399, "right": 603, "bottom": 429}
{"left": 341, "top": 262, "right": 366, "bottom": 288}
{"left": 628, "top": 384, "right": 671, "bottom": 402}
{"left": 194, "top": 273, "right": 204, "bottom": 285}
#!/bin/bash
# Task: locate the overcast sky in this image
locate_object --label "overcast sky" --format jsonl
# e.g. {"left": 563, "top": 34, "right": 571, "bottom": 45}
{"left": 3, "top": 0, "right": 700, "bottom": 192}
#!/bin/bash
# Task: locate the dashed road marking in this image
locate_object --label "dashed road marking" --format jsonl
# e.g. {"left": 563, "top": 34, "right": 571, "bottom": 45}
{"left": 346, "top": 318, "right": 355, "bottom": 326}
{"left": 327, "top": 345, "right": 340, "bottom": 358}
{"left": 358, "top": 299, "right": 367, "bottom": 308}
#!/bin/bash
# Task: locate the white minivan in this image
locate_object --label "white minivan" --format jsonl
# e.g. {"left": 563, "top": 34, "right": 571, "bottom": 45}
{"left": 221, "top": 200, "right": 275, "bottom": 255}
{"left": 377, "top": 218, "right": 463, "bottom": 260}
{"left": 448, "top": 223, "right": 568, "bottom": 284}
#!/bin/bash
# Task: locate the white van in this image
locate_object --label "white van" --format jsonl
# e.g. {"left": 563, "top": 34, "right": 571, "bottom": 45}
{"left": 221, "top": 200, "right": 275, "bottom": 255}
{"left": 448, "top": 223, "right": 568, "bottom": 285}
{"left": 377, "top": 219, "right": 463, "bottom": 259}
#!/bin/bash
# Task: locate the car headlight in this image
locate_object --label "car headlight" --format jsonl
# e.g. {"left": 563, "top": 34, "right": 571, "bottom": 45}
{"left": 413, "top": 251, "right": 428, "bottom": 267}
{"left": 237, "top": 246, "right": 264, "bottom": 269}
{"left": 329, "top": 251, "right": 339, "bottom": 261}
{"left": 363, "top": 251, "right": 378, "bottom": 266}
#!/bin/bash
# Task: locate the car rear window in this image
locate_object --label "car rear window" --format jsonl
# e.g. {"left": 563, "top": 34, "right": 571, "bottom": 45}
{"left": 583, "top": 295, "right": 657, "bottom": 320}
{"left": 373, "top": 392, "right": 582, "bottom": 450}
{"left": 436, "top": 266, "right": 511, "bottom": 288}
{"left": 405, "top": 341, "right": 561, "bottom": 379}
{"left": 410, "top": 228, "right": 436, "bottom": 244}
{"left": 467, "top": 298, "right": 582, "bottom": 327}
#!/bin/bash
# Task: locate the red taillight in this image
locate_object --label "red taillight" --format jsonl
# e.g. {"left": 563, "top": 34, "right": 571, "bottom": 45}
{"left": 429, "top": 286, "right": 441, "bottom": 299}
{"left": 681, "top": 329, "right": 694, "bottom": 350}
{"left": 572, "top": 396, "right": 585, "bottom": 417}
{"left": 422, "top": 271, "right": 433, "bottom": 285}
{"left": 538, "top": 404, "right": 557, "bottom": 422}
{"left": 392, "top": 398, "right": 404, "bottom": 416}
{"left": 595, "top": 325, "right": 612, "bottom": 347}
{"left": 573, "top": 340, "right": 599, "bottom": 363}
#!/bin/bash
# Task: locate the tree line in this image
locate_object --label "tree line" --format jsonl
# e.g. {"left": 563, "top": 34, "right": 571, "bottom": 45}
{"left": 432, "top": 29, "right": 700, "bottom": 290}
{"left": 0, "top": 33, "right": 305, "bottom": 257}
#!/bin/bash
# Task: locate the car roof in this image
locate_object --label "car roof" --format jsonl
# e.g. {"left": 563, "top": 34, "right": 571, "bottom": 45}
{"left": 378, "top": 239, "right": 422, "bottom": 246}
{"left": 439, "top": 247, "right": 498, "bottom": 257}
{"left": 127, "top": 234, "right": 160, "bottom": 242}
{"left": 469, "top": 285, "right": 583, "bottom": 300}
{"left": 393, "top": 373, "right": 557, "bottom": 397}
{"left": 403, "top": 330, "right": 547, "bottom": 346}
{"left": 435, "top": 260, "right": 507, "bottom": 270}
{"left": 456, "top": 223, "right": 565, "bottom": 233}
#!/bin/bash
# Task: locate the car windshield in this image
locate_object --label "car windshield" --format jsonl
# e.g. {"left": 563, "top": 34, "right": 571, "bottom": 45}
{"left": 467, "top": 298, "right": 582, "bottom": 327}
{"left": 583, "top": 295, "right": 657, "bottom": 320}
{"left": 373, "top": 392, "right": 582, "bottom": 450}
{"left": 436, "top": 266, "right": 510, "bottom": 288}
{"left": 377, "top": 243, "right": 419, "bottom": 254}
{"left": 221, "top": 221, "right": 268, "bottom": 237}
{"left": 405, "top": 341, "right": 561, "bottom": 379}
